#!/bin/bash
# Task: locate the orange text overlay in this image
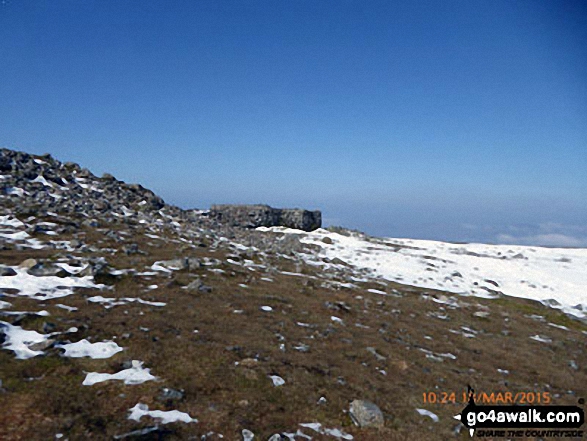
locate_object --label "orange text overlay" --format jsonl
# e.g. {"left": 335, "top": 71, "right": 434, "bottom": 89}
{"left": 422, "top": 391, "right": 552, "bottom": 405}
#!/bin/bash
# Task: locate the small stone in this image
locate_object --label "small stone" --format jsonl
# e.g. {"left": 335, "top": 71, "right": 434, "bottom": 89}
{"left": 42, "top": 322, "right": 56, "bottom": 333}
{"left": 239, "top": 358, "right": 258, "bottom": 368}
{"left": 18, "top": 258, "right": 38, "bottom": 269}
{"left": 29, "top": 338, "right": 55, "bottom": 351}
{"left": 269, "top": 375, "right": 285, "bottom": 386}
{"left": 0, "top": 266, "right": 17, "bottom": 277}
{"left": 366, "top": 347, "right": 386, "bottom": 361}
{"left": 158, "top": 387, "right": 184, "bottom": 402}
{"left": 122, "top": 243, "right": 140, "bottom": 255}
{"left": 349, "top": 399, "right": 385, "bottom": 428}
{"left": 185, "top": 278, "right": 212, "bottom": 293}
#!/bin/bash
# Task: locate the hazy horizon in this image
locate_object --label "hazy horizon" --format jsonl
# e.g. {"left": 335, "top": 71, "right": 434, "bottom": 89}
{"left": 1, "top": 1, "right": 585, "bottom": 247}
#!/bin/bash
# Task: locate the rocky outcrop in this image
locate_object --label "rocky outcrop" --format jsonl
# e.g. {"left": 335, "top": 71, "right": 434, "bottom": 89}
{"left": 210, "top": 204, "right": 321, "bottom": 232}
{"left": 0, "top": 148, "right": 166, "bottom": 221}
{"left": 0, "top": 148, "right": 322, "bottom": 253}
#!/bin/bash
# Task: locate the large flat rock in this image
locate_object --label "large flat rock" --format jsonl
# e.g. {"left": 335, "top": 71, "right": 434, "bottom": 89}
{"left": 210, "top": 204, "right": 321, "bottom": 232}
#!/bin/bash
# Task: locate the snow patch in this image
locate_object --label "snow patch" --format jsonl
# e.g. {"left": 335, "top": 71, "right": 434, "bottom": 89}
{"left": 416, "top": 408, "right": 439, "bottom": 422}
{"left": 0, "top": 321, "right": 50, "bottom": 359}
{"left": 57, "top": 339, "right": 123, "bottom": 359}
{"left": 128, "top": 403, "right": 197, "bottom": 424}
{"left": 83, "top": 360, "right": 156, "bottom": 385}
{"left": 259, "top": 228, "right": 587, "bottom": 318}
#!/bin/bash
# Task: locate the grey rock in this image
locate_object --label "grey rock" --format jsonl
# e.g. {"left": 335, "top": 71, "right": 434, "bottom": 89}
{"left": 210, "top": 204, "right": 321, "bottom": 232}
{"left": 69, "top": 239, "right": 83, "bottom": 248}
{"left": 81, "top": 219, "right": 99, "bottom": 228}
{"left": 42, "top": 322, "right": 56, "bottom": 333}
{"left": 29, "top": 338, "right": 55, "bottom": 351}
{"left": 186, "top": 278, "right": 212, "bottom": 293}
{"left": 113, "top": 426, "right": 169, "bottom": 440}
{"left": 158, "top": 387, "right": 184, "bottom": 402}
{"left": 79, "top": 258, "right": 115, "bottom": 280}
{"left": 27, "top": 263, "right": 70, "bottom": 278}
{"left": 160, "top": 258, "right": 201, "bottom": 271}
{"left": 349, "top": 399, "right": 385, "bottom": 428}
{"left": 0, "top": 266, "right": 17, "bottom": 276}
{"left": 122, "top": 243, "right": 141, "bottom": 255}
{"left": 366, "top": 347, "right": 386, "bottom": 361}
{"left": 241, "top": 429, "right": 254, "bottom": 441}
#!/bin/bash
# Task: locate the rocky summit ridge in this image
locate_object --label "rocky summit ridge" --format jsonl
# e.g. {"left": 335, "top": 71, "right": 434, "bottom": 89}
{"left": 1, "top": 148, "right": 166, "bottom": 219}
{"left": 0, "top": 147, "right": 585, "bottom": 441}
{"left": 0, "top": 148, "right": 321, "bottom": 256}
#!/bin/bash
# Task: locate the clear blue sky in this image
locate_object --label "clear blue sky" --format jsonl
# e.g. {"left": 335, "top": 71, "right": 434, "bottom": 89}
{"left": 1, "top": 1, "right": 586, "bottom": 246}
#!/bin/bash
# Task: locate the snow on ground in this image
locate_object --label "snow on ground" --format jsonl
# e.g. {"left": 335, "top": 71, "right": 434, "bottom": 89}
{"left": 127, "top": 403, "right": 197, "bottom": 424}
{"left": 258, "top": 227, "right": 587, "bottom": 319}
{"left": 83, "top": 360, "right": 156, "bottom": 386}
{"left": 57, "top": 339, "right": 123, "bottom": 359}
{"left": 269, "top": 375, "right": 285, "bottom": 386}
{"left": 87, "top": 295, "right": 166, "bottom": 308}
{"left": 0, "top": 321, "right": 51, "bottom": 359}
{"left": 0, "top": 215, "right": 25, "bottom": 228}
{"left": 299, "top": 422, "right": 354, "bottom": 440}
{"left": 0, "top": 267, "right": 103, "bottom": 300}
{"left": 416, "top": 408, "right": 439, "bottom": 422}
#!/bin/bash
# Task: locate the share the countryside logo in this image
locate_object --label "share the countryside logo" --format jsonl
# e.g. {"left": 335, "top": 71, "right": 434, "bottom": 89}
{"left": 454, "top": 386, "right": 585, "bottom": 438}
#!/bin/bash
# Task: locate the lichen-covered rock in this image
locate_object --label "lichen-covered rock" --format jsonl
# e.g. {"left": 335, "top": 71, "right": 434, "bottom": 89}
{"left": 349, "top": 399, "right": 385, "bottom": 428}
{"left": 210, "top": 204, "right": 321, "bottom": 232}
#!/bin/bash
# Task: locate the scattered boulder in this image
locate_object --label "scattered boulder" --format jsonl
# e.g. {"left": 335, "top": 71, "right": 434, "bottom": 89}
{"left": 185, "top": 278, "right": 212, "bottom": 293}
{"left": 18, "top": 258, "right": 38, "bottom": 269}
{"left": 79, "top": 259, "right": 119, "bottom": 284}
{"left": 159, "top": 258, "right": 201, "bottom": 271}
{"left": 27, "top": 263, "right": 70, "bottom": 278}
{"left": 210, "top": 204, "right": 321, "bottom": 232}
{"left": 241, "top": 429, "right": 255, "bottom": 441}
{"left": 349, "top": 399, "right": 385, "bottom": 428}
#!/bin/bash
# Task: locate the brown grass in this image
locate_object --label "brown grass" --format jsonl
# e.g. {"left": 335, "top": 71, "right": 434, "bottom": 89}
{"left": 0, "top": 221, "right": 585, "bottom": 440}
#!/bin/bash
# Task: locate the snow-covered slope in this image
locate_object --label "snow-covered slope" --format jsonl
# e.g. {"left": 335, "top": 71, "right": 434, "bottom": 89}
{"left": 258, "top": 227, "right": 587, "bottom": 319}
